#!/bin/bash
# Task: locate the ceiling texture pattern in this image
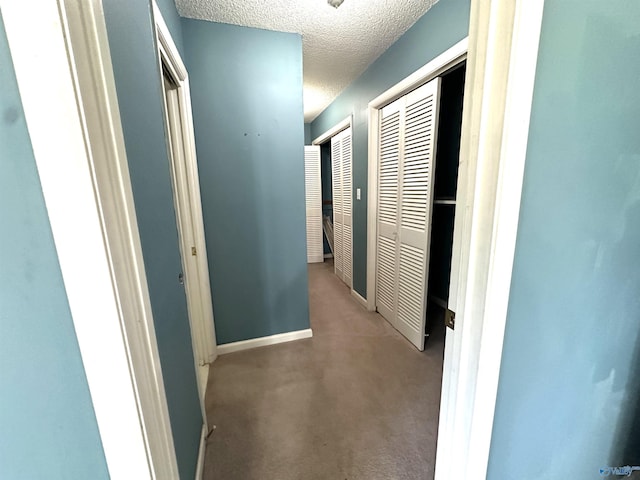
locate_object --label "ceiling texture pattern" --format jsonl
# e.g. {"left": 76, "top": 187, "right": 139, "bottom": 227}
{"left": 176, "top": 0, "right": 439, "bottom": 122}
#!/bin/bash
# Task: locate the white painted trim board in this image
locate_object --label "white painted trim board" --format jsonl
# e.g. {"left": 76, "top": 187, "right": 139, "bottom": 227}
{"left": 153, "top": 1, "right": 218, "bottom": 368}
{"left": 311, "top": 115, "right": 352, "bottom": 145}
{"left": 217, "top": 329, "right": 313, "bottom": 355}
{"left": 351, "top": 290, "right": 368, "bottom": 309}
{"left": 153, "top": 4, "right": 215, "bottom": 436}
{"left": 195, "top": 424, "right": 207, "bottom": 480}
{"left": 1, "top": 0, "right": 180, "bottom": 477}
{"left": 434, "top": 1, "right": 545, "bottom": 479}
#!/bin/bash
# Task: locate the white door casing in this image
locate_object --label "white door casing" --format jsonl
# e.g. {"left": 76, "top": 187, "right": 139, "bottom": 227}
{"left": 311, "top": 117, "right": 353, "bottom": 288}
{"left": 435, "top": 1, "right": 545, "bottom": 478}
{"left": 375, "top": 79, "right": 441, "bottom": 351}
{"left": 153, "top": 2, "right": 217, "bottom": 403}
{"left": 2, "top": 0, "right": 181, "bottom": 477}
{"left": 304, "top": 146, "right": 323, "bottom": 263}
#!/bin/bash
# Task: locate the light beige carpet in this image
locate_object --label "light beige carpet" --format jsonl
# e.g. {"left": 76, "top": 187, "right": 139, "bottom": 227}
{"left": 203, "top": 260, "right": 445, "bottom": 480}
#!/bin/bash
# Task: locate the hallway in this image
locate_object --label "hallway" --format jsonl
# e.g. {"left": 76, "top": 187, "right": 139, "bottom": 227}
{"left": 203, "top": 261, "right": 445, "bottom": 479}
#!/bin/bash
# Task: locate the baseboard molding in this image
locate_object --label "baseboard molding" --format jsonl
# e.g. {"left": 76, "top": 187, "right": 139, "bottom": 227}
{"left": 351, "top": 289, "right": 368, "bottom": 309}
{"left": 324, "top": 253, "right": 334, "bottom": 259}
{"left": 195, "top": 424, "right": 206, "bottom": 480}
{"left": 217, "top": 329, "right": 313, "bottom": 355}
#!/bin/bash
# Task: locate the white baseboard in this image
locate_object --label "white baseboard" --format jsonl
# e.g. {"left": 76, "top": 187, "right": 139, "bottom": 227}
{"left": 324, "top": 253, "right": 334, "bottom": 259}
{"left": 195, "top": 424, "right": 206, "bottom": 480}
{"left": 217, "top": 328, "right": 313, "bottom": 355}
{"left": 351, "top": 289, "right": 368, "bottom": 309}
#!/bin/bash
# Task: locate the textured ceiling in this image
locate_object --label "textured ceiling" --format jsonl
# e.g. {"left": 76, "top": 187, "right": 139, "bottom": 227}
{"left": 176, "top": 0, "right": 439, "bottom": 122}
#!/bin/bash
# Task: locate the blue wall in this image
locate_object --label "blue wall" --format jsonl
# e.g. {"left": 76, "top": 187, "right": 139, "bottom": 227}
{"left": 309, "top": 0, "right": 471, "bottom": 297}
{"left": 102, "top": 1, "right": 202, "bottom": 478}
{"left": 488, "top": 1, "right": 640, "bottom": 478}
{"left": 0, "top": 14, "right": 108, "bottom": 480}
{"left": 181, "top": 19, "right": 310, "bottom": 344}
{"left": 304, "top": 123, "right": 311, "bottom": 145}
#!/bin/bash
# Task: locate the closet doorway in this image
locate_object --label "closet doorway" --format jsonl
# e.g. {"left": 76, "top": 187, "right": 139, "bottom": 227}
{"left": 307, "top": 117, "right": 354, "bottom": 290}
{"left": 155, "top": 4, "right": 217, "bottom": 420}
{"left": 367, "top": 48, "right": 467, "bottom": 351}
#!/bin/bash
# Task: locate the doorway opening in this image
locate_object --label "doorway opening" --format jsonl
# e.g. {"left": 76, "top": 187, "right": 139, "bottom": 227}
{"left": 306, "top": 117, "right": 354, "bottom": 290}
{"left": 154, "top": 5, "right": 217, "bottom": 443}
{"left": 425, "top": 62, "right": 466, "bottom": 348}
{"left": 368, "top": 55, "right": 466, "bottom": 352}
{"left": 320, "top": 142, "right": 333, "bottom": 260}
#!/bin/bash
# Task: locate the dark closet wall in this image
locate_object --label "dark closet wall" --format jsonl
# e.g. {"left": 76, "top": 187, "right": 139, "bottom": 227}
{"left": 321, "top": 142, "right": 333, "bottom": 254}
{"left": 428, "top": 64, "right": 466, "bottom": 302}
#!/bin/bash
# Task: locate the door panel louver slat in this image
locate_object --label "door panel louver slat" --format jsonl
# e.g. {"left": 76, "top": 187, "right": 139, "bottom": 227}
{"left": 376, "top": 236, "right": 396, "bottom": 313}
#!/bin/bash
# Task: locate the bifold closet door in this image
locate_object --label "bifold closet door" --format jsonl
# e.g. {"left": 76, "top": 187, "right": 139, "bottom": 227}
{"left": 304, "top": 146, "right": 323, "bottom": 263}
{"left": 331, "top": 135, "right": 343, "bottom": 277}
{"left": 331, "top": 127, "right": 353, "bottom": 287}
{"left": 341, "top": 128, "right": 353, "bottom": 287}
{"left": 375, "top": 78, "right": 441, "bottom": 350}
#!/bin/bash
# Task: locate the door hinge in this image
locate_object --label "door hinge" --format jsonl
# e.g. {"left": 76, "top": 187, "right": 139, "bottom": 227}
{"left": 191, "top": 246, "right": 197, "bottom": 256}
{"left": 445, "top": 308, "right": 456, "bottom": 330}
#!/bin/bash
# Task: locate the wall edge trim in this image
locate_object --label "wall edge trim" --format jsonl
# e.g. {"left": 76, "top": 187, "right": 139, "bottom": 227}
{"left": 195, "top": 424, "right": 206, "bottom": 480}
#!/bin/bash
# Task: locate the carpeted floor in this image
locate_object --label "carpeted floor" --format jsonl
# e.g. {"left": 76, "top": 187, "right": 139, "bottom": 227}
{"left": 203, "top": 260, "right": 445, "bottom": 480}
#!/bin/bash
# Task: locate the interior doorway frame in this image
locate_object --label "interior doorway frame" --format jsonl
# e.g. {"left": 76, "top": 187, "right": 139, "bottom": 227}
{"left": 1, "top": 0, "right": 182, "bottom": 477}
{"left": 3, "top": 0, "right": 545, "bottom": 477}
{"left": 365, "top": 37, "right": 468, "bottom": 314}
{"left": 153, "top": 2, "right": 217, "bottom": 413}
{"left": 365, "top": 0, "right": 545, "bottom": 477}
{"left": 434, "top": 1, "right": 545, "bottom": 478}
{"left": 312, "top": 116, "right": 358, "bottom": 300}
{"left": 312, "top": 115, "right": 352, "bottom": 146}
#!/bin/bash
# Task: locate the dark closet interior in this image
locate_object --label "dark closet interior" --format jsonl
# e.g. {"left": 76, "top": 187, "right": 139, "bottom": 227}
{"left": 426, "top": 61, "right": 466, "bottom": 342}
{"left": 320, "top": 142, "right": 333, "bottom": 256}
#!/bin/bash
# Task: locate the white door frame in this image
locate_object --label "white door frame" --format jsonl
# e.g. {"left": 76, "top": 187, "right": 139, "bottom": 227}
{"left": 1, "top": 0, "right": 181, "bottom": 477}
{"left": 365, "top": 38, "right": 468, "bottom": 314}
{"left": 312, "top": 115, "right": 352, "bottom": 146}
{"left": 433, "top": 1, "right": 545, "bottom": 479}
{"left": 152, "top": 2, "right": 217, "bottom": 407}
{"left": 312, "top": 116, "right": 355, "bottom": 290}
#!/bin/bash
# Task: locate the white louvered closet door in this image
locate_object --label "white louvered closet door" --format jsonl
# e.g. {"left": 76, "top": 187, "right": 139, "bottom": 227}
{"left": 376, "top": 99, "right": 401, "bottom": 322}
{"left": 340, "top": 127, "right": 353, "bottom": 287}
{"left": 331, "top": 127, "right": 353, "bottom": 287}
{"left": 376, "top": 78, "right": 441, "bottom": 350}
{"left": 304, "top": 146, "right": 323, "bottom": 263}
{"left": 331, "top": 134, "right": 343, "bottom": 278}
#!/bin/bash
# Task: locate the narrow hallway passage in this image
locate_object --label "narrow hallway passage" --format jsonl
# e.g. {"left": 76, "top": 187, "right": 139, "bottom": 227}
{"left": 203, "top": 261, "right": 445, "bottom": 479}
